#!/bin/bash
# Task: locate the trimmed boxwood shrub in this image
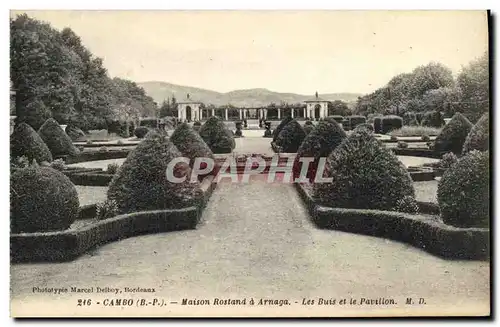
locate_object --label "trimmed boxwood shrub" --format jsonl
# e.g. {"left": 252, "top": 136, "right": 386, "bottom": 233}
{"left": 293, "top": 119, "right": 346, "bottom": 182}
{"left": 434, "top": 113, "right": 473, "bottom": 154}
{"left": 462, "top": 113, "right": 489, "bottom": 154}
{"left": 134, "top": 126, "right": 149, "bottom": 138}
{"left": 313, "top": 129, "right": 415, "bottom": 211}
{"left": 275, "top": 120, "right": 306, "bottom": 153}
{"left": 107, "top": 133, "right": 204, "bottom": 214}
{"left": 421, "top": 111, "right": 445, "bottom": 128}
{"left": 354, "top": 123, "right": 374, "bottom": 132}
{"left": 381, "top": 115, "right": 403, "bottom": 134}
{"left": 170, "top": 123, "right": 215, "bottom": 167}
{"left": 10, "top": 122, "right": 53, "bottom": 164}
{"left": 347, "top": 115, "right": 366, "bottom": 129}
{"left": 139, "top": 118, "right": 159, "bottom": 128}
{"left": 437, "top": 150, "right": 489, "bottom": 228}
{"left": 38, "top": 118, "right": 80, "bottom": 157}
{"left": 304, "top": 120, "right": 314, "bottom": 126}
{"left": 10, "top": 165, "right": 79, "bottom": 233}
{"left": 272, "top": 116, "right": 293, "bottom": 142}
{"left": 373, "top": 117, "right": 383, "bottom": 134}
{"left": 65, "top": 124, "right": 86, "bottom": 141}
{"left": 198, "top": 116, "right": 235, "bottom": 154}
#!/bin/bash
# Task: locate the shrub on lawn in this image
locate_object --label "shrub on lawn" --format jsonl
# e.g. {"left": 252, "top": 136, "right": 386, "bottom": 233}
{"left": 293, "top": 119, "right": 347, "bottom": 182}
{"left": 65, "top": 124, "right": 86, "bottom": 141}
{"left": 10, "top": 165, "right": 79, "bottom": 233}
{"left": 107, "top": 133, "right": 204, "bottom": 214}
{"left": 275, "top": 120, "right": 306, "bottom": 153}
{"left": 313, "top": 128, "right": 415, "bottom": 211}
{"left": 198, "top": 116, "right": 235, "bottom": 153}
{"left": 394, "top": 195, "right": 419, "bottom": 214}
{"left": 304, "top": 120, "right": 314, "bottom": 126}
{"left": 170, "top": 123, "right": 215, "bottom": 168}
{"left": 38, "top": 118, "right": 80, "bottom": 157}
{"left": 49, "top": 158, "right": 66, "bottom": 171}
{"left": 139, "top": 118, "right": 159, "bottom": 128}
{"left": 107, "top": 163, "right": 120, "bottom": 174}
{"left": 381, "top": 115, "right": 403, "bottom": 134}
{"left": 462, "top": 113, "right": 489, "bottom": 154}
{"left": 390, "top": 135, "right": 398, "bottom": 141}
{"left": 397, "top": 141, "right": 408, "bottom": 149}
{"left": 193, "top": 121, "right": 202, "bottom": 132}
{"left": 10, "top": 122, "right": 53, "bottom": 164}
{"left": 434, "top": 113, "right": 473, "bottom": 154}
{"left": 421, "top": 135, "right": 431, "bottom": 142}
{"left": 272, "top": 116, "right": 293, "bottom": 141}
{"left": 421, "top": 111, "right": 445, "bottom": 128}
{"left": 96, "top": 199, "right": 118, "bottom": 221}
{"left": 354, "top": 123, "right": 374, "bottom": 132}
{"left": 134, "top": 126, "right": 149, "bottom": 139}
{"left": 437, "top": 150, "right": 489, "bottom": 228}
{"left": 439, "top": 152, "right": 458, "bottom": 169}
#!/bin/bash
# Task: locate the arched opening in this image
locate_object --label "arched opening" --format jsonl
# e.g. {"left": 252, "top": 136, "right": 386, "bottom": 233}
{"left": 314, "top": 104, "right": 321, "bottom": 119}
{"left": 186, "top": 106, "right": 192, "bottom": 122}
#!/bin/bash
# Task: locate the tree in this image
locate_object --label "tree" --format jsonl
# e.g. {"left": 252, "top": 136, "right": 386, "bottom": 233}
{"left": 328, "top": 100, "right": 351, "bottom": 116}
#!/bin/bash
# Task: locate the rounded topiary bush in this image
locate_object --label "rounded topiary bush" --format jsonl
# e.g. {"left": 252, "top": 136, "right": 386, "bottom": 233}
{"left": 107, "top": 133, "right": 204, "bottom": 214}
{"left": 347, "top": 115, "right": 366, "bottom": 130}
{"left": 10, "top": 165, "right": 79, "bottom": 233}
{"left": 275, "top": 119, "right": 306, "bottom": 153}
{"left": 134, "top": 126, "right": 149, "bottom": 138}
{"left": 462, "top": 113, "right": 489, "bottom": 154}
{"left": 170, "top": 122, "right": 215, "bottom": 169}
{"left": 304, "top": 120, "right": 314, "bottom": 126}
{"left": 272, "top": 116, "right": 293, "bottom": 142}
{"left": 421, "top": 111, "right": 445, "bottom": 128}
{"left": 198, "top": 116, "right": 235, "bottom": 154}
{"left": 293, "top": 119, "right": 347, "bottom": 182}
{"left": 434, "top": 113, "right": 473, "bottom": 154}
{"left": 38, "top": 118, "right": 80, "bottom": 157}
{"left": 437, "top": 150, "right": 489, "bottom": 228}
{"left": 313, "top": 129, "right": 415, "bottom": 210}
{"left": 10, "top": 122, "right": 53, "bottom": 164}
{"left": 65, "top": 124, "right": 86, "bottom": 141}
{"left": 381, "top": 115, "right": 403, "bottom": 134}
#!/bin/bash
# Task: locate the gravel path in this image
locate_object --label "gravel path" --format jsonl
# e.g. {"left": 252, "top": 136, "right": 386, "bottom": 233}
{"left": 11, "top": 175, "right": 489, "bottom": 317}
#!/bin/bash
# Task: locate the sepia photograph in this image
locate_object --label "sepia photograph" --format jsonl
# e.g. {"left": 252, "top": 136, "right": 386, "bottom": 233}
{"left": 8, "top": 9, "right": 491, "bottom": 318}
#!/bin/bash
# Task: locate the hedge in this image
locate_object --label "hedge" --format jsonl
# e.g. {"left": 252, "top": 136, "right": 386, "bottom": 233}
{"left": 381, "top": 115, "right": 403, "bottom": 134}
{"left": 313, "top": 128, "right": 415, "bottom": 211}
{"left": 275, "top": 119, "right": 306, "bottom": 153}
{"left": 10, "top": 165, "right": 79, "bottom": 233}
{"left": 293, "top": 119, "right": 346, "bottom": 182}
{"left": 462, "top": 113, "right": 489, "bottom": 154}
{"left": 347, "top": 115, "right": 366, "bottom": 130}
{"left": 437, "top": 150, "right": 489, "bottom": 228}
{"left": 434, "top": 113, "right": 473, "bottom": 154}
{"left": 108, "top": 132, "right": 204, "bottom": 214}
{"left": 373, "top": 117, "right": 383, "bottom": 134}
{"left": 10, "top": 122, "right": 53, "bottom": 164}
{"left": 38, "top": 118, "right": 80, "bottom": 157}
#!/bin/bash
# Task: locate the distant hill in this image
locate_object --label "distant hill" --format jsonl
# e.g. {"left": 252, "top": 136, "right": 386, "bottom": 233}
{"left": 138, "top": 81, "right": 363, "bottom": 107}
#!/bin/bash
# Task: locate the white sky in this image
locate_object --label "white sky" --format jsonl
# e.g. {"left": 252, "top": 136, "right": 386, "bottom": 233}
{"left": 12, "top": 10, "right": 489, "bottom": 95}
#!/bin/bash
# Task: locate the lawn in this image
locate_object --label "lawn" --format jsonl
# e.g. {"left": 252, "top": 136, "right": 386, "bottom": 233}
{"left": 75, "top": 185, "right": 108, "bottom": 206}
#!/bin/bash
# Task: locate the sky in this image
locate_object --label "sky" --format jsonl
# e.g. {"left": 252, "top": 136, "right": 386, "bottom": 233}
{"left": 11, "top": 10, "right": 489, "bottom": 95}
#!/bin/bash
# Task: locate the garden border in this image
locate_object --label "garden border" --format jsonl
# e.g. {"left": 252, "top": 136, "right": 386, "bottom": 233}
{"left": 294, "top": 183, "right": 489, "bottom": 260}
{"left": 57, "top": 149, "right": 131, "bottom": 164}
{"left": 11, "top": 177, "right": 217, "bottom": 263}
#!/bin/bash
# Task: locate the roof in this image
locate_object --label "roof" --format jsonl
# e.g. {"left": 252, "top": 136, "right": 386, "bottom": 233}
{"left": 177, "top": 93, "right": 202, "bottom": 104}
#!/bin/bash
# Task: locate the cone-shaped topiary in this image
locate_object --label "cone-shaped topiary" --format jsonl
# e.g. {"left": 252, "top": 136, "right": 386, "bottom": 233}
{"left": 434, "top": 113, "right": 473, "bottom": 154}
{"left": 10, "top": 165, "right": 79, "bottom": 233}
{"left": 462, "top": 113, "right": 489, "bottom": 154}
{"left": 293, "top": 119, "right": 347, "bottom": 182}
{"left": 275, "top": 119, "right": 306, "bottom": 153}
{"left": 65, "top": 124, "right": 86, "bottom": 141}
{"left": 170, "top": 122, "right": 215, "bottom": 167}
{"left": 10, "top": 122, "right": 53, "bottom": 164}
{"left": 38, "top": 118, "right": 80, "bottom": 157}
{"left": 437, "top": 150, "right": 489, "bottom": 228}
{"left": 313, "top": 129, "right": 415, "bottom": 211}
{"left": 272, "top": 116, "right": 293, "bottom": 141}
{"left": 198, "top": 116, "right": 235, "bottom": 154}
{"left": 107, "top": 133, "right": 203, "bottom": 214}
